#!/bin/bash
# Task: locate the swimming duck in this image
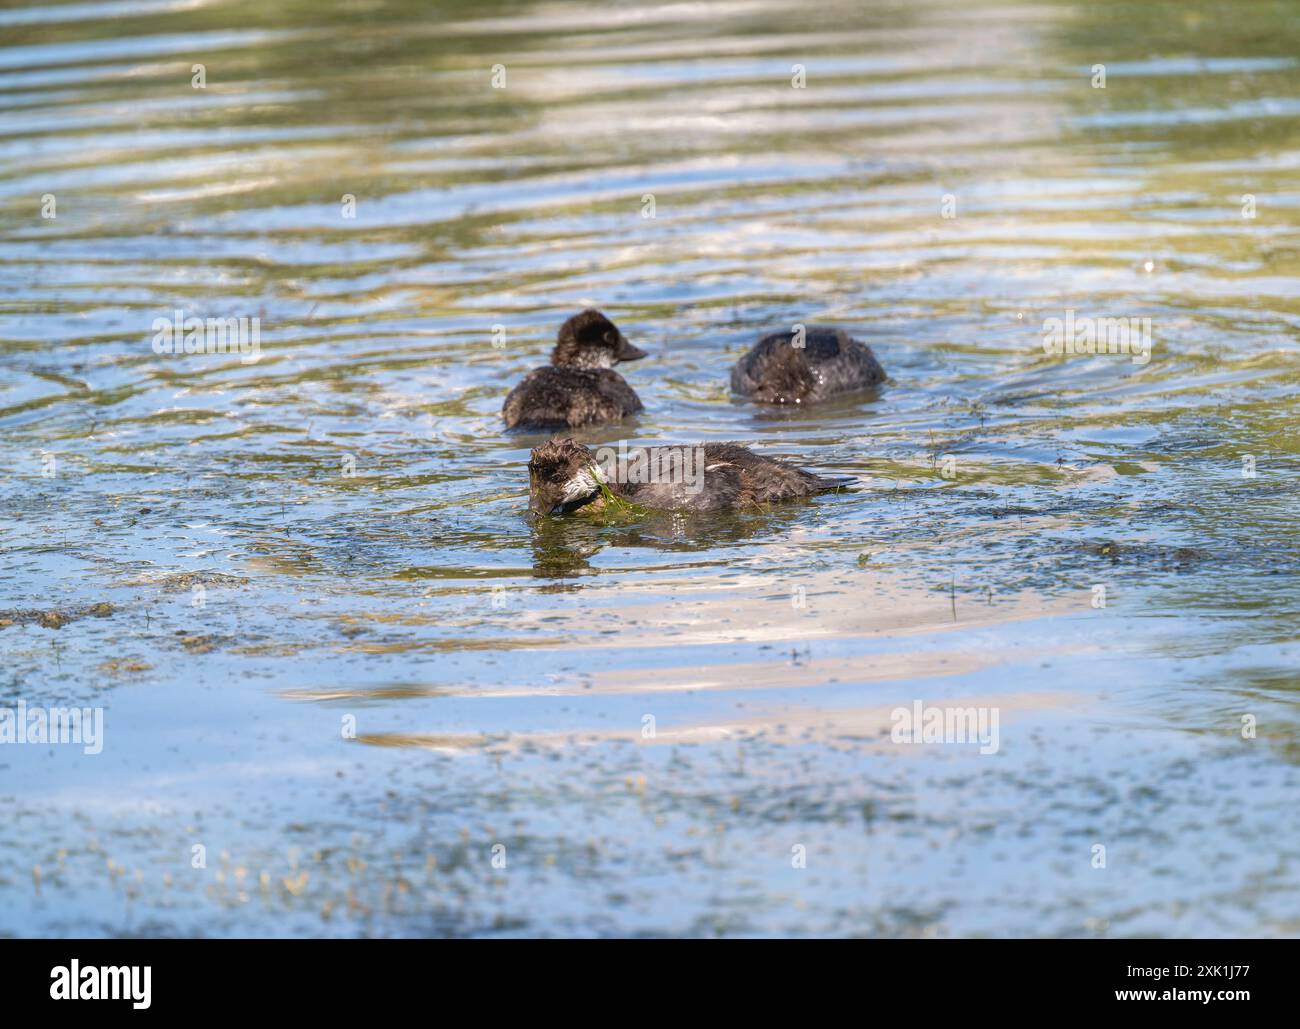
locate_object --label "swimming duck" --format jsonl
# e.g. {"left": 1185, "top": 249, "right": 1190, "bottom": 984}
{"left": 730, "top": 326, "right": 885, "bottom": 404}
{"left": 527, "top": 437, "right": 850, "bottom": 515}
{"left": 503, "top": 309, "right": 646, "bottom": 429}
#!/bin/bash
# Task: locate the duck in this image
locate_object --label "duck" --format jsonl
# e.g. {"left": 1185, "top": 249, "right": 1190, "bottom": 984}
{"left": 730, "top": 326, "right": 885, "bottom": 405}
{"left": 503, "top": 309, "right": 646, "bottom": 429}
{"left": 527, "top": 437, "right": 851, "bottom": 515}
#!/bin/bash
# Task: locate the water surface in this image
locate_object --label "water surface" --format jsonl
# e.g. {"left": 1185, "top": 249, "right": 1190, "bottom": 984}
{"left": 1, "top": 0, "right": 1298, "bottom": 937}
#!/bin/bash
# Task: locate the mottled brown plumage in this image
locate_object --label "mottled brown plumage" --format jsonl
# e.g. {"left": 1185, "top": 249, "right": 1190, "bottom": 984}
{"left": 730, "top": 327, "right": 885, "bottom": 405}
{"left": 528, "top": 438, "right": 851, "bottom": 515}
{"left": 503, "top": 309, "right": 646, "bottom": 429}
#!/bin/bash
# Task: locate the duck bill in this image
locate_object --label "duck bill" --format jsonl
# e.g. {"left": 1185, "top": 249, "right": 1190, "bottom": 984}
{"left": 616, "top": 334, "right": 648, "bottom": 362}
{"left": 528, "top": 482, "right": 561, "bottom": 516}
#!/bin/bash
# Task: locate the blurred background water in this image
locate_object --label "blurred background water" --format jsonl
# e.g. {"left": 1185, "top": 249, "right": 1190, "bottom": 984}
{"left": 0, "top": 0, "right": 1297, "bottom": 937}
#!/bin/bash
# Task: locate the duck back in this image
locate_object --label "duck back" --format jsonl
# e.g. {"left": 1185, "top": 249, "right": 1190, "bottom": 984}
{"left": 731, "top": 328, "right": 885, "bottom": 404}
{"left": 503, "top": 367, "right": 642, "bottom": 429}
{"left": 613, "top": 441, "right": 848, "bottom": 512}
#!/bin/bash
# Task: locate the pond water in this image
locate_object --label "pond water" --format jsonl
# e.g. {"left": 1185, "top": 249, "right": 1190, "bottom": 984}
{"left": 0, "top": 0, "right": 1297, "bottom": 937}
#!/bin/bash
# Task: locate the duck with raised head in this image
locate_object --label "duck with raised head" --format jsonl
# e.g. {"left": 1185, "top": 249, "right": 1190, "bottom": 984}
{"left": 527, "top": 437, "right": 851, "bottom": 515}
{"left": 503, "top": 309, "right": 647, "bottom": 429}
{"left": 730, "top": 326, "right": 885, "bottom": 405}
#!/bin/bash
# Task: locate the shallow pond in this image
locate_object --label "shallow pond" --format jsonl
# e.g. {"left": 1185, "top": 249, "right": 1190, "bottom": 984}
{"left": 0, "top": 0, "right": 1297, "bottom": 936}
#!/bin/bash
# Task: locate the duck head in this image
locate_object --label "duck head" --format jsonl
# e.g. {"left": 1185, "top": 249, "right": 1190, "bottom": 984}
{"left": 528, "top": 437, "right": 604, "bottom": 515}
{"left": 552, "top": 309, "right": 647, "bottom": 369}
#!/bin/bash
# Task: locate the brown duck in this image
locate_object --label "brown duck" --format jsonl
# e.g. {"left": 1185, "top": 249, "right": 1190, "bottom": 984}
{"left": 503, "top": 309, "right": 646, "bottom": 429}
{"left": 527, "top": 438, "right": 851, "bottom": 515}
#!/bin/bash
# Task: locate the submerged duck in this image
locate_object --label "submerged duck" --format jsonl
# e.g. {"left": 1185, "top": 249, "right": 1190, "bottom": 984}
{"left": 730, "top": 326, "right": 885, "bottom": 405}
{"left": 503, "top": 309, "right": 647, "bottom": 429}
{"left": 528, "top": 437, "right": 851, "bottom": 515}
